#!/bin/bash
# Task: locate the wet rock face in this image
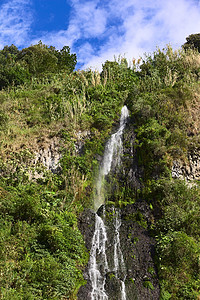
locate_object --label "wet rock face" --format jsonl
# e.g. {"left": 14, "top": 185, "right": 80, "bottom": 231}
{"left": 78, "top": 120, "right": 160, "bottom": 299}
{"left": 119, "top": 203, "right": 160, "bottom": 300}
{"left": 172, "top": 148, "right": 200, "bottom": 181}
{"left": 78, "top": 209, "right": 96, "bottom": 300}
{"left": 117, "top": 123, "right": 142, "bottom": 191}
{"left": 78, "top": 203, "right": 160, "bottom": 300}
{"left": 105, "top": 203, "right": 159, "bottom": 300}
{"left": 78, "top": 209, "right": 96, "bottom": 251}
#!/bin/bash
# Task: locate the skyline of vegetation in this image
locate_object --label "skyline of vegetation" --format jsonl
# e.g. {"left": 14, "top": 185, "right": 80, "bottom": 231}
{"left": 0, "top": 35, "right": 199, "bottom": 299}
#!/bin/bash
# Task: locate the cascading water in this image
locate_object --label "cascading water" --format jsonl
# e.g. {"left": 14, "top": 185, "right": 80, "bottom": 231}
{"left": 113, "top": 209, "right": 127, "bottom": 300}
{"left": 89, "top": 106, "right": 129, "bottom": 300}
{"left": 95, "top": 105, "right": 129, "bottom": 211}
{"left": 89, "top": 212, "right": 109, "bottom": 300}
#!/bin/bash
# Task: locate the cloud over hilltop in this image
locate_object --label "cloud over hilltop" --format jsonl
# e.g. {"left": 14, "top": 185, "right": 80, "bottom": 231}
{"left": 0, "top": 0, "right": 200, "bottom": 69}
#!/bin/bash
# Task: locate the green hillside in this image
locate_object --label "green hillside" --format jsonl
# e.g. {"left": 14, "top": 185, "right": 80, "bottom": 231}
{"left": 0, "top": 41, "right": 199, "bottom": 299}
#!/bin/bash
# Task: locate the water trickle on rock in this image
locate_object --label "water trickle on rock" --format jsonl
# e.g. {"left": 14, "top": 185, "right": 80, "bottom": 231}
{"left": 89, "top": 106, "right": 129, "bottom": 300}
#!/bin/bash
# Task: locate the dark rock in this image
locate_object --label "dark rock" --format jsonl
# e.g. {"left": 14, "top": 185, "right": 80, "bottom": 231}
{"left": 78, "top": 209, "right": 96, "bottom": 251}
{"left": 119, "top": 203, "right": 160, "bottom": 300}
{"left": 78, "top": 118, "right": 160, "bottom": 299}
{"left": 78, "top": 204, "right": 160, "bottom": 300}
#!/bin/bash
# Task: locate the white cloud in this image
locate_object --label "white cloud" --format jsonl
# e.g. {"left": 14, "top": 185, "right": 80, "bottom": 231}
{"left": 0, "top": 0, "right": 33, "bottom": 48}
{"left": 80, "top": 0, "right": 200, "bottom": 69}
{"left": 71, "top": 1, "right": 107, "bottom": 37}
{"left": 1, "top": 0, "right": 200, "bottom": 70}
{"left": 32, "top": 0, "right": 107, "bottom": 49}
{"left": 155, "top": 0, "right": 200, "bottom": 45}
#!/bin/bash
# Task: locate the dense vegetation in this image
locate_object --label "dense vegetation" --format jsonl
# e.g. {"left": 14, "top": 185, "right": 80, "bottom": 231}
{"left": 128, "top": 46, "right": 200, "bottom": 299}
{"left": 0, "top": 39, "right": 199, "bottom": 299}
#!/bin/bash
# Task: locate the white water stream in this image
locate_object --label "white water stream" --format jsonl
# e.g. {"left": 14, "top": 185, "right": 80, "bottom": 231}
{"left": 89, "top": 212, "right": 109, "bottom": 300}
{"left": 89, "top": 106, "right": 129, "bottom": 300}
{"left": 95, "top": 105, "right": 129, "bottom": 211}
{"left": 113, "top": 209, "right": 127, "bottom": 300}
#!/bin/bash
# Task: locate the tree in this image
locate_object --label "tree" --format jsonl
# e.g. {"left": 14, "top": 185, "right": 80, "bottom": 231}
{"left": 0, "top": 42, "right": 77, "bottom": 89}
{"left": 183, "top": 33, "right": 200, "bottom": 52}
{"left": 18, "top": 42, "right": 77, "bottom": 76}
{"left": 1, "top": 44, "right": 19, "bottom": 58}
{"left": 0, "top": 45, "right": 30, "bottom": 89}
{"left": 55, "top": 46, "right": 77, "bottom": 73}
{"left": 18, "top": 42, "right": 58, "bottom": 76}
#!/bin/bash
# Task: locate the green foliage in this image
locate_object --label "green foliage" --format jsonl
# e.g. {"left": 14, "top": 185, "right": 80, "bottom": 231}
{"left": 0, "top": 47, "right": 135, "bottom": 298}
{"left": 125, "top": 211, "right": 147, "bottom": 229}
{"left": 55, "top": 45, "right": 77, "bottom": 73}
{"left": 1, "top": 44, "right": 19, "bottom": 57}
{"left": 139, "top": 45, "right": 200, "bottom": 89}
{"left": 0, "top": 56, "right": 30, "bottom": 89}
{"left": 183, "top": 33, "right": 200, "bottom": 52}
{"left": 160, "top": 288, "right": 172, "bottom": 300}
{"left": 0, "top": 40, "right": 200, "bottom": 299}
{"left": 143, "top": 280, "right": 154, "bottom": 290}
{"left": 126, "top": 45, "right": 200, "bottom": 299}
{"left": 157, "top": 231, "right": 200, "bottom": 299}
{"left": 0, "top": 181, "right": 88, "bottom": 299}
{"left": 0, "top": 42, "right": 76, "bottom": 90}
{"left": 88, "top": 86, "right": 125, "bottom": 130}
{"left": 142, "top": 178, "right": 200, "bottom": 298}
{"left": 18, "top": 42, "right": 58, "bottom": 76}
{"left": 144, "top": 179, "right": 200, "bottom": 237}
{"left": 18, "top": 42, "right": 76, "bottom": 77}
{"left": 102, "top": 56, "right": 138, "bottom": 91}
{"left": 127, "top": 46, "right": 200, "bottom": 184}
{"left": 0, "top": 109, "right": 8, "bottom": 129}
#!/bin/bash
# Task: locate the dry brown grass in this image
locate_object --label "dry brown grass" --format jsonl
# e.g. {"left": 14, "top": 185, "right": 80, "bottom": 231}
{"left": 183, "top": 50, "right": 200, "bottom": 70}
{"left": 185, "top": 87, "right": 200, "bottom": 136}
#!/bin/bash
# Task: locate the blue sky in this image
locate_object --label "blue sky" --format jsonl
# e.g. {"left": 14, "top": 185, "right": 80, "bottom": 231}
{"left": 0, "top": 0, "right": 200, "bottom": 69}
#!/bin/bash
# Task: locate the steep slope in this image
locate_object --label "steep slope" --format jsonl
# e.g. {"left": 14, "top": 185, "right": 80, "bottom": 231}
{"left": 0, "top": 44, "right": 199, "bottom": 299}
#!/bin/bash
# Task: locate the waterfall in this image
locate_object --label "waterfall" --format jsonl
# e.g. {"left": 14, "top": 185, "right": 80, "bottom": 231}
{"left": 89, "top": 106, "right": 129, "bottom": 300}
{"left": 95, "top": 105, "right": 129, "bottom": 211}
{"left": 113, "top": 209, "right": 127, "bottom": 300}
{"left": 113, "top": 210, "right": 125, "bottom": 275}
{"left": 121, "top": 281, "right": 126, "bottom": 300}
{"left": 89, "top": 212, "right": 109, "bottom": 300}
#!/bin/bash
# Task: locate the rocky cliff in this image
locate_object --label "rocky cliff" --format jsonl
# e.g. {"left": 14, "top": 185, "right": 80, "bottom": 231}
{"left": 78, "top": 122, "right": 160, "bottom": 299}
{"left": 172, "top": 148, "right": 200, "bottom": 181}
{"left": 78, "top": 203, "right": 160, "bottom": 300}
